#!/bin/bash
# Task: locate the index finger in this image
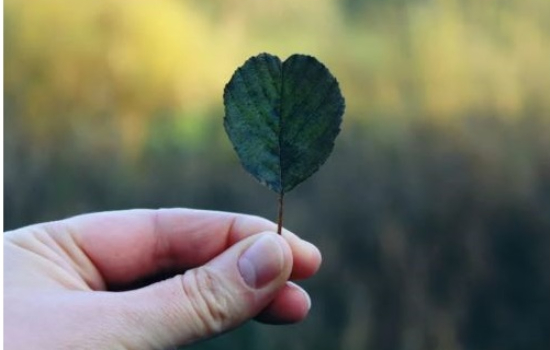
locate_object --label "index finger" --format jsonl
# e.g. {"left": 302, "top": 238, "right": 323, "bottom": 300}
{"left": 61, "top": 209, "right": 321, "bottom": 290}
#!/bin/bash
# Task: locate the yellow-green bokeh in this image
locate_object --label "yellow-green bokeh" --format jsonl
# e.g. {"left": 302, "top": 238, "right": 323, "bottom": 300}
{"left": 6, "top": 0, "right": 550, "bottom": 152}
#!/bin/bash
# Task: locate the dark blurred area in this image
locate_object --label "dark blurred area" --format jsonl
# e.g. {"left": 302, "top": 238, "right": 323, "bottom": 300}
{"left": 5, "top": 0, "right": 550, "bottom": 349}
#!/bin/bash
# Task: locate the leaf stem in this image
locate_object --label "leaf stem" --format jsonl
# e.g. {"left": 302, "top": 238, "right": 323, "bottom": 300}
{"left": 277, "top": 192, "right": 284, "bottom": 234}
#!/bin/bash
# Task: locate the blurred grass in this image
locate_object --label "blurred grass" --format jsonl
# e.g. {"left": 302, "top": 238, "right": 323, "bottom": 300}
{"left": 4, "top": 0, "right": 550, "bottom": 349}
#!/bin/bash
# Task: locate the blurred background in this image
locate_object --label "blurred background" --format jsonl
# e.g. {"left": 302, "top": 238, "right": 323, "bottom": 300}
{"left": 4, "top": 0, "right": 550, "bottom": 349}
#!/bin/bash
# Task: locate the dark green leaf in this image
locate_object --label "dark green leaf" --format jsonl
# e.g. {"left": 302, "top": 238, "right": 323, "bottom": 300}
{"left": 223, "top": 53, "right": 345, "bottom": 194}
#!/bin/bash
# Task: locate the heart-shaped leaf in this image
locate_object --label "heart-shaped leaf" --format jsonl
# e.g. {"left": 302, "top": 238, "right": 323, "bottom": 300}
{"left": 223, "top": 53, "right": 345, "bottom": 232}
{"left": 224, "top": 53, "right": 344, "bottom": 192}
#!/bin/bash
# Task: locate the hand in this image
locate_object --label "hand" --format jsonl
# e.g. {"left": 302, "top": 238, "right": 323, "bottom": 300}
{"left": 4, "top": 209, "right": 321, "bottom": 349}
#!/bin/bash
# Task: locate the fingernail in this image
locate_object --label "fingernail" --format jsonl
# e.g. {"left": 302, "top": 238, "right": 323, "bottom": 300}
{"left": 289, "top": 281, "right": 312, "bottom": 311}
{"left": 304, "top": 241, "right": 321, "bottom": 260}
{"left": 281, "top": 230, "right": 321, "bottom": 261}
{"left": 302, "top": 288, "right": 312, "bottom": 311}
{"left": 238, "top": 234, "right": 284, "bottom": 289}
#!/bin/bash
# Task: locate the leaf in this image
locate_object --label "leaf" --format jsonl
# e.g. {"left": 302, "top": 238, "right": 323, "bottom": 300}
{"left": 223, "top": 53, "right": 345, "bottom": 195}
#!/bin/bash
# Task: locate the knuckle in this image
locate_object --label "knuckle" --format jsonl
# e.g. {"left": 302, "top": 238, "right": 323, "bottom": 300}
{"left": 178, "top": 267, "right": 236, "bottom": 337}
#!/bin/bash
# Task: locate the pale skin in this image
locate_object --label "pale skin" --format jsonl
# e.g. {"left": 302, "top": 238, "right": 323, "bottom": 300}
{"left": 4, "top": 209, "right": 322, "bottom": 349}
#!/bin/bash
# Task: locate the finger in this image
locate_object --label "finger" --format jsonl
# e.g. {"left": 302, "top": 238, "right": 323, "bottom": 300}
{"left": 111, "top": 232, "right": 293, "bottom": 348}
{"left": 281, "top": 230, "right": 322, "bottom": 280}
{"left": 57, "top": 209, "right": 320, "bottom": 289}
{"left": 254, "top": 282, "right": 311, "bottom": 324}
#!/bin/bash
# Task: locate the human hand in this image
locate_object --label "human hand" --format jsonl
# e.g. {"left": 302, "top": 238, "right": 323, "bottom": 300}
{"left": 4, "top": 209, "right": 321, "bottom": 349}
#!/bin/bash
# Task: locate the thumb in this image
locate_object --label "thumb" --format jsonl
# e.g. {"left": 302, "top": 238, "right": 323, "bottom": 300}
{"left": 114, "top": 232, "right": 293, "bottom": 349}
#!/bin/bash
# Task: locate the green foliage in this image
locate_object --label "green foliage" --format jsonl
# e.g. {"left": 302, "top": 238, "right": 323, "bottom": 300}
{"left": 223, "top": 53, "right": 344, "bottom": 232}
{"left": 223, "top": 53, "right": 344, "bottom": 194}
